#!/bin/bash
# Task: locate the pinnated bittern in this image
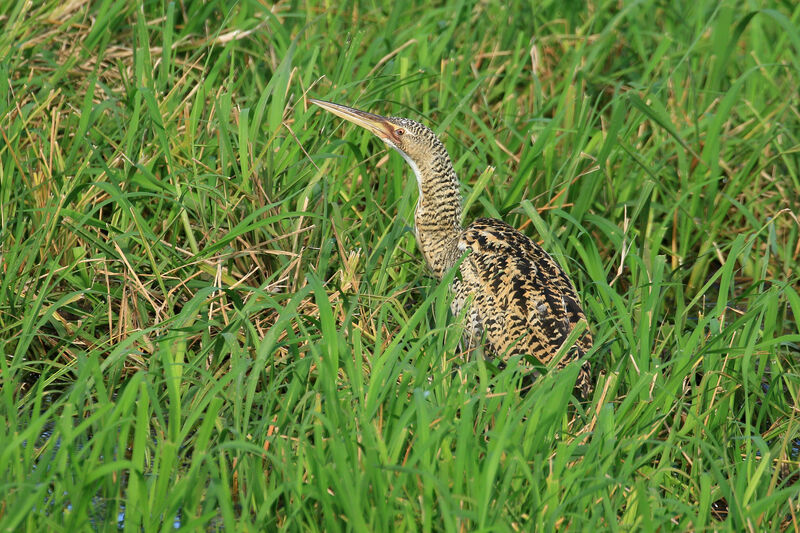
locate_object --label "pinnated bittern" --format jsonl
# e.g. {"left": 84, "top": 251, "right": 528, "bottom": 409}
{"left": 310, "top": 99, "right": 592, "bottom": 397}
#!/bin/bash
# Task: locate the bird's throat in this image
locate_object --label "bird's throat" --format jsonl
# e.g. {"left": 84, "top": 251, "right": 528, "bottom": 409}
{"left": 388, "top": 137, "right": 463, "bottom": 279}
{"left": 412, "top": 167, "right": 462, "bottom": 279}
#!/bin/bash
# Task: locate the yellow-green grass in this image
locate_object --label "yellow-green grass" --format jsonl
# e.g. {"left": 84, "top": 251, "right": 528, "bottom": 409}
{"left": 1, "top": 0, "right": 799, "bottom": 530}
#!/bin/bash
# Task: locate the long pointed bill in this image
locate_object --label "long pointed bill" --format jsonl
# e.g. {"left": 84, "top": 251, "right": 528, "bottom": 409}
{"left": 309, "top": 99, "right": 392, "bottom": 141}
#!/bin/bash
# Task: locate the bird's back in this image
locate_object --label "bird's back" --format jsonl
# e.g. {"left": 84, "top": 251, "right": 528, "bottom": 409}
{"left": 455, "top": 217, "right": 592, "bottom": 395}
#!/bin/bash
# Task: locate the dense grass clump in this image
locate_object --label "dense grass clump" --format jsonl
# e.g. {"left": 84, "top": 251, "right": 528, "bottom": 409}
{"left": 1, "top": 0, "right": 799, "bottom": 530}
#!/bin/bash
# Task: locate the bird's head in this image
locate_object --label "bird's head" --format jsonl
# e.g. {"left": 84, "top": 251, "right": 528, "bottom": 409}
{"left": 310, "top": 99, "right": 442, "bottom": 167}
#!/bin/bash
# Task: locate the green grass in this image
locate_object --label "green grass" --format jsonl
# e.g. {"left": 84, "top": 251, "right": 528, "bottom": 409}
{"left": 1, "top": 0, "right": 799, "bottom": 530}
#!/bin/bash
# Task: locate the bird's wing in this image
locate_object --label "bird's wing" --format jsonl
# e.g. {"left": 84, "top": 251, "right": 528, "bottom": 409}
{"left": 458, "top": 217, "right": 591, "bottom": 365}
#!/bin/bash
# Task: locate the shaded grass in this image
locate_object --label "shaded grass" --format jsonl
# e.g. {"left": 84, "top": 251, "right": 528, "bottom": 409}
{"left": 1, "top": 0, "right": 799, "bottom": 530}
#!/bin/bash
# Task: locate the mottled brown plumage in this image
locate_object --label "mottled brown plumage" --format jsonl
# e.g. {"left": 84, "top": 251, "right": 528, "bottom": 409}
{"left": 310, "top": 99, "right": 592, "bottom": 397}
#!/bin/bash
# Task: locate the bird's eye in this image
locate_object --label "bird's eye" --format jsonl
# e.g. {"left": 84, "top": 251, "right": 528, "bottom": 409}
{"left": 394, "top": 128, "right": 405, "bottom": 136}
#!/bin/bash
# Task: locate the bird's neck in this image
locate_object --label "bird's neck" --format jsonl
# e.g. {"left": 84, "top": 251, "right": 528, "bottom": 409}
{"left": 400, "top": 151, "right": 463, "bottom": 279}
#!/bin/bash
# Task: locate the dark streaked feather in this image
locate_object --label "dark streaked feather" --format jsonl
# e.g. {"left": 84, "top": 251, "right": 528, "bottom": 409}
{"left": 456, "top": 218, "right": 592, "bottom": 396}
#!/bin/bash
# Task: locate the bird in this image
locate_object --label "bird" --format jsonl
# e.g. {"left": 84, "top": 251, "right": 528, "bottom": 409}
{"left": 310, "top": 98, "right": 593, "bottom": 397}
